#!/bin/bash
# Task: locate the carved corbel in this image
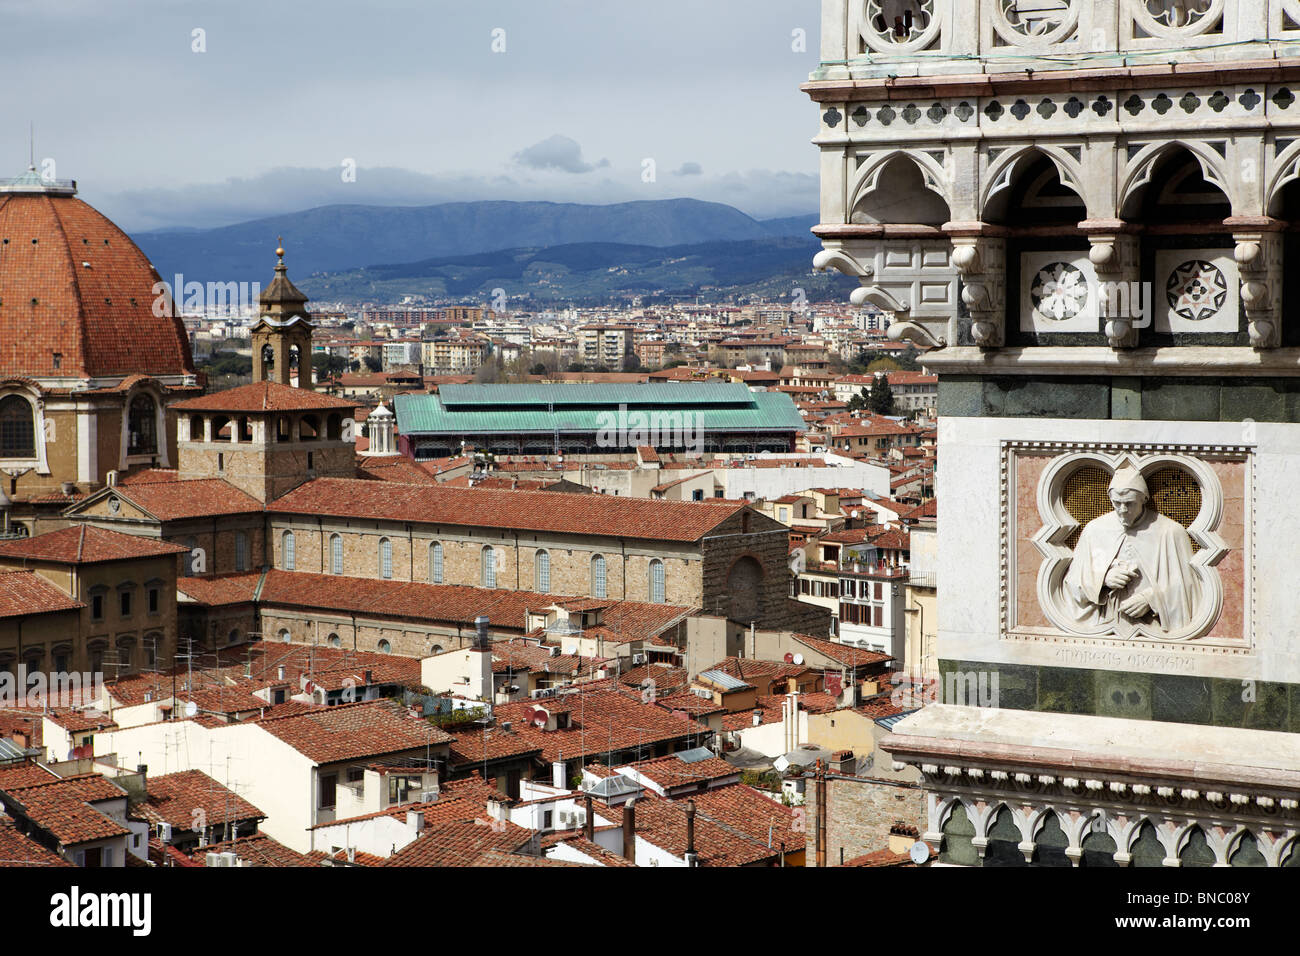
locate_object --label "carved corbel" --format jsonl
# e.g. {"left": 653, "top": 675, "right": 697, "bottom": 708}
{"left": 1085, "top": 230, "right": 1141, "bottom": 349}
{"left": 949, "top": 234, "right": 1006, "bottom": 349}
{"left": 1234, "top": 232, "right": 1283, "bottom": 350}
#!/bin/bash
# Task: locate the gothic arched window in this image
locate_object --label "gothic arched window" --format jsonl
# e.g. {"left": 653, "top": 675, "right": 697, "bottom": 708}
{"left": 0, "top": 395, "right": 35, "bottom": 458}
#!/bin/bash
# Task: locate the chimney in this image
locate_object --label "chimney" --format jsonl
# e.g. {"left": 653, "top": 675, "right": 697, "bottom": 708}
{"left": 406, "top": 810, "right": 424, "bottom": 834}
{"left": 364, "top": 669, "right": 373, "bottom": 685}
{"left": 106, "top": 470, "right": 119, "bottom": 488}
{"left": 136, "top": 764, "right": 147, "bottom": 792}
{"left": 752, "top": 708, "right": 763, "bottom": 728}
{"left": 60, "top": 481, "right": 76, "bottom": 497}
{"left": 474, "top": 615, "right": 490, "bottom": 650}
{"left": 685, "top": 800, "right": 697, "bottom": 867}
{"left": 277, "top": 665, "right": 285, "bottom": 681}
{"left": 622, "top": 798, "right": 637, "bottom": 863}
{"left": 552, "top": 760, "right": 567, "bottom": 789}
{"left": 584, "top": 794, "right": 594, "bottom": 841}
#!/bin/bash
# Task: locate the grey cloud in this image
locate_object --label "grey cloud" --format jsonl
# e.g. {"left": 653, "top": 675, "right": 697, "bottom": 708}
{"left": 673, "top": 162, "right": 704, "bottom": 176}
{"left": 512, "top": 135, "right": 601, "bottom": 174}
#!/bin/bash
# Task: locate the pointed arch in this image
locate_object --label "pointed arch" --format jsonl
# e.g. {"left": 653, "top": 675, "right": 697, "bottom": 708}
{"left": 848, "top": 149, "right": 954, "bottom": 225}
{"left": 982, "top": 144, "right": 1090, "bottom": 222}
{"left": 1119, "top": 140, "right": 1234, "bottom": 219}
{"left": 1266, "top": 138, "right": 1300, "bottom": 217}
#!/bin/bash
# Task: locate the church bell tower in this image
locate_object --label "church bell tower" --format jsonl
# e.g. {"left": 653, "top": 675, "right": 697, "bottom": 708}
{"left": 251, "top": 241, "right": 315, "bottom": 387}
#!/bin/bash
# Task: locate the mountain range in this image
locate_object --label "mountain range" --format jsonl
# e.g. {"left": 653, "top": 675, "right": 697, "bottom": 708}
{"left": 133, "top": 199, "right": 813, "bottom": 281}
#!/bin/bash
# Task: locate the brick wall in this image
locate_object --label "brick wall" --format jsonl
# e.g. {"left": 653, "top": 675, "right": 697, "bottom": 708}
{"left": 259, "top": 608, "right": 477, "bottom": 659}
{"left": 804, "top": 773, "right": 927, "bottom": 867}
{"left": 701, "top": 509, "right": 827, "bottom": 632}
{"left": 268, "top": 517, "right": 706, "bottom": 607}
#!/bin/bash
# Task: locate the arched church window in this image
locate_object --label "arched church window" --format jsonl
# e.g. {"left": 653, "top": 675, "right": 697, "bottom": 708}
{"left": 128, "top": 394, "right": 158, "bottom": 455}
{"left": 1178, "top": 825, "right": 1216, "bottom": 867}
{"left": 984, "top": 806, "right": 1027, "bottom": 867}
{"left": 938, "top": 803, "right": 977, "bottom": 866}
{"left": 0, "top": 395, "right": 36, "bottom": 458}
{"left": 1030, "top": 811, "right": 1070, "bottom": 867}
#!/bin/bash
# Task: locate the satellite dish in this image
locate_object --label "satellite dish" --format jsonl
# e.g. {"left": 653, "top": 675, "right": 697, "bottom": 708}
{"left": 793, "top": 654, "right": 804, "bottom": 666}
{"left": 908, "top": 841, "right": 930, "bottom": 865}
{"left": 184, "top": 701, "right": 198, "bottom": 718}
{"left": 564, "top": 646, "right": 577, "bottom": 656}
{"left": 784, "top": 653, "right": 795, "bottom": 664}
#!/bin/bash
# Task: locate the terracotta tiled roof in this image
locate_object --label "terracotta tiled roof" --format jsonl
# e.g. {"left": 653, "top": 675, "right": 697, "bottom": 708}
{"left": 357, "top": 457, "right": 440, "bottom": 485}
{"left": 117, "top": 468, "right": 181, "bottom": 485}
{"left": 447, "top": 725, "right": 544, "bottom": 768}
{"left": 622, "top": 753, "right": 739, "bottom": 791}
{"left": 382, "top": 819, "right": 535, "bottom": 867}
{"left": 618, "top": 663, "right": 688, "bottom": 695}
{"left": 1, "top": 773, "right": 130, "bottom": 846}
{"left": 0, "top": 570, "right": 83, "bottom": 619}
{"left": 843, "top": 846, "right": 926, "bottom": 866}
{"left": 307, "top": 847, "right": 387, "bottom": 866}
{"left": 0, "top": 815, "right": 73, "bottom": 866}
{"left": 187, "top": 833, "right": 314, "bottom": 867}
{"left": 0, "top": 763, "right": 60, "bottom": 788}
{"left": 97, "top": 478, "right": 263, "bottom": 520}
{"left": 0, "top": 525, "right": 188, "bottom": 565}
{"left": 43, "top": 708, "right": 117, "bottom": 733}
{"left": 652, "top": 693, "right": 727, "bottom": 718}
{"left": 255, "top": 699, "right": 453, "bottom": 765}
{"left": 690, "top": 783, "right": 805, "bottom": 854}
{"left": 621, "top": 795, "right": 777, "bottom": 867}
{"left": 270, "top": 478, "right": 746, "bottom": 542}
{"left": 492, "top": 688, "right": 710, "bottom": 765}
{"left": 546, "top": 835, "right": 637, "bottom": 867}
{"left": 793, "top": 635, "right": 893, "bottom": 669}
{"left": 171, "top": 381, "right": 357, "bottom": 413}
{"left": 135, "top": 770, "right": 264, "bottom": 829}
{"left": 0, "top": 191, "right": 195, "bottom": 378}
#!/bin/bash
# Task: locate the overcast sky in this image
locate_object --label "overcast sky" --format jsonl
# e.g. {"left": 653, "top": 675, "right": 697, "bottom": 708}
{"left": 1, "top": 0, "right": 823, "bottom": 231}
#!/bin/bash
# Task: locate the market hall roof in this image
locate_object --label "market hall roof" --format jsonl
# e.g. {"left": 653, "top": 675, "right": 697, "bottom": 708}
{"left": 394, "top": 383, "right": 805, "bottom": 435}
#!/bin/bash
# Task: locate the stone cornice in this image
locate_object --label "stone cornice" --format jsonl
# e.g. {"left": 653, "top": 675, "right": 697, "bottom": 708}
{"left": 922, "top": 346, "right": 1300, "bottom": 377}
{"left": 802, "top": 58, "right": 1300, "bottom": 104}
{"left": 880, "top": 732, "right": 1300, "bottom": 804}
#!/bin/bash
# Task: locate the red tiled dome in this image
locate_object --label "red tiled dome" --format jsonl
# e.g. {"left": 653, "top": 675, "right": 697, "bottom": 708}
{"left": 0, "top": 175, "right": 195, "bottom": 379}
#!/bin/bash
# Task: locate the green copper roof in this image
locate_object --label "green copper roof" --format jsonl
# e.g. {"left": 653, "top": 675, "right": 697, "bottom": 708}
{"left": 437, "top": 382, "right": 752, "bottom": 408}
{"left": 395, "top": 384, "right": 805, "bottom": 435}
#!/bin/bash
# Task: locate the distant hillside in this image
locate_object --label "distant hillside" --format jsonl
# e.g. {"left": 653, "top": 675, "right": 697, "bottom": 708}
{"left": 132, "top": 198, "right": 819, "bottom": 287}
{"left": 299, "top": 236, "right": 855, "bottom": 305}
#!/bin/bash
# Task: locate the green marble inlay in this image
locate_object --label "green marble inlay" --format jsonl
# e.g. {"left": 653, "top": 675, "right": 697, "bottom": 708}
{"left": 938, "top": 375, "right": 1300, "bottom": 422}
{"left": 938, "top": 659, "right": 1299, "bottom": 733}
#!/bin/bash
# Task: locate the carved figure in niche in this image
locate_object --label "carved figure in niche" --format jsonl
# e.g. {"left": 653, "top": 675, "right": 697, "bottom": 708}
{"left": 1063, "top": 465, "right": 1201, "bottom": 632}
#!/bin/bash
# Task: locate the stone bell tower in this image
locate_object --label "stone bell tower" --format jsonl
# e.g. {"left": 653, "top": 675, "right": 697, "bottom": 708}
{"left": 251, "top": 241, "right": 315, "bottom": 387}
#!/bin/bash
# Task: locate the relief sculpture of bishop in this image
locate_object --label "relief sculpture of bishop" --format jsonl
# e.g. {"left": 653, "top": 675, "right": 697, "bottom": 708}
{"left": 1063, "top": 466, "right": 1201, "bottom": 634}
